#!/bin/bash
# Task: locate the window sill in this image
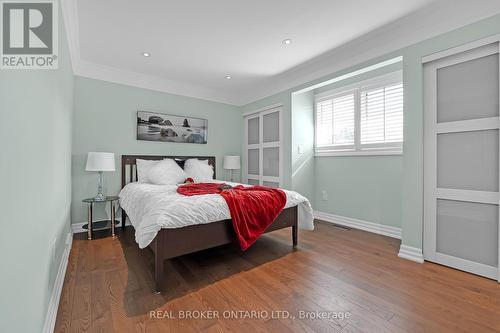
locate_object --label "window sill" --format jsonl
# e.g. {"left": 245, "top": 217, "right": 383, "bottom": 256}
{"left": 315, "top": 149, "right": 403, "bottom": 157}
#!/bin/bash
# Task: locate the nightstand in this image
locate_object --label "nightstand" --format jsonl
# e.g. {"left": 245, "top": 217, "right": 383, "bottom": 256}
{"left": 82, "top": 196, "right": 119, "bottom": 240}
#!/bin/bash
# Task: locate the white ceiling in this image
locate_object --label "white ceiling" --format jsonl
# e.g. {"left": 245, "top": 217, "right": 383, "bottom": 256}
{"left": 64, "top": 0, "right": 500, "bottom": 105}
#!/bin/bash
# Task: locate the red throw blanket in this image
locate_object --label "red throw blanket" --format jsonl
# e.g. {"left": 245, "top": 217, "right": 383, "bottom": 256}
{"left": 177, "top": 183, "right": 287, "bottom": 250}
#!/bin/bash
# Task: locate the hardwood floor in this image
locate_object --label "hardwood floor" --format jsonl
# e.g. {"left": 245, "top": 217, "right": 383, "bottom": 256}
{"left": 55, "top": 221, "right": 500, "bottom": 333}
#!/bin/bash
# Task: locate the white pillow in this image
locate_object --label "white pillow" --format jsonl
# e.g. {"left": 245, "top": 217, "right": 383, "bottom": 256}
{"left": 184, "top": 158, "right": 214, "bottom": 182}
{"left": 148, "top": 159, "right": 187, "bottom": 185}
{"left": 136, "top": 159, "right": 160, "bottom": 183}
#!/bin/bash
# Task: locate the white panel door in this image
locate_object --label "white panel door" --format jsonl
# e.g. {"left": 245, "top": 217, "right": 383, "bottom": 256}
{"left": 424, "top": 43, "right": 500, "bottom": 281}
{"left": 244, "top": 107, "right": 282, "bottom": 187}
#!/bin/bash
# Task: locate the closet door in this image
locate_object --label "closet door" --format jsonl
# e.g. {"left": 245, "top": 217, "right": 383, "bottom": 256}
{"left": 244, "top": 107, "right": 282, "bottom": 187}
{"left": 424, "top": 43, "right": 500, "bottom": 281}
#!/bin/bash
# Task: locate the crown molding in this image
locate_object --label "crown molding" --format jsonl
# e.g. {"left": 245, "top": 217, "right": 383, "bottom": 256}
{"left": 238, "top": 0, "right": 500, "bottom": 105}
{"left": 60, "top": 0, "right": 238, "bottom": 105}
{"left": 74, "top": 60, "right": 238, "bottom": 105}
{"left": 61, "top": 0, "right": 500, "bottom": 107}
{"left": 60, "top": 0, "right": 80, "bottom": 73}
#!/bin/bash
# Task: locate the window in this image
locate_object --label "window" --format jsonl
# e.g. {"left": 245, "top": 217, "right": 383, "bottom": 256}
{"left": 315, "top": 72, "right": 403, "bottom": 156}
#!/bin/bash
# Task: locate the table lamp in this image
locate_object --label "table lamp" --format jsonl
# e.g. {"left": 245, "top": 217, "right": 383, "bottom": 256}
{"left": 223, "top": 155, "right": 240, "bottom": 182}
{"left": 85, "top": 152, "right": 115, "bottom": 200}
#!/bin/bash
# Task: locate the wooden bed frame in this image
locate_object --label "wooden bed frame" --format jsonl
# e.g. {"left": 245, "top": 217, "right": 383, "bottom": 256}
{"left": 121, "top": 155, "right": 298, "bottom": 293}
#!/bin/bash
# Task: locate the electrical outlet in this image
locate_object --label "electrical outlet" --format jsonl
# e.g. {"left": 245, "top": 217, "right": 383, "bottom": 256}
{"left": 321, "top": 190, "right": 328, "bottom": 201}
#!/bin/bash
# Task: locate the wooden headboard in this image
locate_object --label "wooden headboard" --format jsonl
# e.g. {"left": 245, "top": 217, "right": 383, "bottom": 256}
{"left": 121, "top": 155, "right": 216, "bottom": 188}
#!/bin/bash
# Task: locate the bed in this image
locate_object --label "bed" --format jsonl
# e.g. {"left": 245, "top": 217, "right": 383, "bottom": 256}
{"left": 119, "top": 155, "right": 313, "bottom": 293}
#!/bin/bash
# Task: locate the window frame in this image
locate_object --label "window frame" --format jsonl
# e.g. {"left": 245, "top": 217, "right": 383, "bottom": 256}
{"left": 314, "top": 71, "right": 403, "bottom": 157}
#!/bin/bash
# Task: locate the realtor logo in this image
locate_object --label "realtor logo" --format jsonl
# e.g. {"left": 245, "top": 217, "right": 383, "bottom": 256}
{"left": 1, "top": 1, "right": 58, "bottom": 69}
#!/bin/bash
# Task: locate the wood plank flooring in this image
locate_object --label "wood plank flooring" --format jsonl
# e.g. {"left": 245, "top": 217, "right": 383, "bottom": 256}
{"left": 54, "top": 221, "right": 500, "bottom": 332}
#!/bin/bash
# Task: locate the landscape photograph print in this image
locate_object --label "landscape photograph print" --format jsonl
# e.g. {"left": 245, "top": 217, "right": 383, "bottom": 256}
{"left": 137, "top": 111, "right": 208, "bottom": 144}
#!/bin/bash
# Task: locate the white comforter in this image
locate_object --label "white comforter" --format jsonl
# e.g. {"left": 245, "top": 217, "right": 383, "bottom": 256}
{"left": 119, "top": 180, "right": 314, "bottom": 248}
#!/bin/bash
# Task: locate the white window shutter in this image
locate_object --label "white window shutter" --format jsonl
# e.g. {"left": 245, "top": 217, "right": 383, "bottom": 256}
{"left": 316, "top": 99, "right": 333, "bottom": 146}
{"left": 360, "top": 83, "right": 403, "bottom": 144}
{"left": 332, "top": 93, "right": 355, "bottom": 145}
{"left": 314, "top": 72, "right": 403, "bottom": 156}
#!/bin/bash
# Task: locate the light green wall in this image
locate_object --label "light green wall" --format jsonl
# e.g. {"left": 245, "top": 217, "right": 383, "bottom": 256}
{"left": 0, "top": 2, "right": 74, "bottom": 332}
{"left": 312, "top": 62, "right": 404, "bottom": 227}
{"left": 314, "top": 156, "right": 402, "bottom": 227}
{"left": 72, "top": 77, "right": 242, "bottom": 223}
{"left": 242, "top": 13, "right": 500, "bottom": 249}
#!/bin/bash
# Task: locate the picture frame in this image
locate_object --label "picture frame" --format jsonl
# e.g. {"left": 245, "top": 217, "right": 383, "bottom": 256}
{"left": 137, "top": 111, "right": 208, "bottom": 144}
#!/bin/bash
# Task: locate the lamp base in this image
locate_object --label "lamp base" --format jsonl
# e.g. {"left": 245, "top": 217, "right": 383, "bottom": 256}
{"left": 94, "top": 172, "right": 106, "bottom": 201}
{"left": 93, "top": 193, "right": 106, "bottom": 201}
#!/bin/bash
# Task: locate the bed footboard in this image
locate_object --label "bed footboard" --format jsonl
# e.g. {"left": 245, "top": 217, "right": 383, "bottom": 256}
{"left": 151, "top": 205, "right": 298, "bottom": 293}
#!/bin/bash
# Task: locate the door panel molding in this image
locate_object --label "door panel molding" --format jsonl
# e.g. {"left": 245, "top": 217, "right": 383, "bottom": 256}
{"left": 243, "top": 106, "right": 283, "bottom": 187}
{"left": 424, "top": 42, "right": 500, "bottom": 281}
{"left": 436, "top": 188, "right": 499, "bottom": 204}
{"left": 436, "top": 117, "right": 500, "bottom": 134}
{"left": 435, "top": 253, "right": 498, "bottom": 279}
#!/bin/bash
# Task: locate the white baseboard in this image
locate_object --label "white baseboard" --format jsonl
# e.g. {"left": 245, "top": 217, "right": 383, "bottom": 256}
{"left": 398, "top": 245, "right": 424, "bottom": 263}
{"left": 71, "top": 218, "right": 131, "bottom": 234}
{"left": 42, "top": 231, "right": 73, "bottom": 333}
{"left": 314, "top": 210, "right": 402, "bottom": 239}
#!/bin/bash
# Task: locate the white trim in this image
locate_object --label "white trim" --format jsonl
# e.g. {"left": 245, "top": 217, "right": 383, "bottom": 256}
{"left": 261, "top": 176, "right": 280, "bottom": 182}
{"left": 71, "top": 218, "right": 130, "bottom": 234}
{"left": 262, "top": 142, "right": 280, "bottom": 148}
{"left": 436, "top": 188, "right": 499, "bottom": 205}
{"left": 315, "top": 148, "right": 402, "bottom": 157}
{"left": 426, "top": 42, "right": 499, "bottom": 69}
{"left": 423, "top": 58, "right": 438, "bottom": 261}
{"left": 296, "top": 57, "right": 403, "bottom": 95}
{"left": 435, "top": 253, "right": 497, "bottom": 279}
{"left": 42, "top": 232, "right": 73, "bottom": 333}
{"left": 422, "top": 34, "right": 500, "bottom": 63}
{"left": 498, "top": 41, "right": 500, "bottom": 284}
{"left": 259, "top": 113, "right": 264, "bottom": 184}
{"left": 314, "top": 210, "right": 401, "bottom": 239}
{"left": 60, "top": 0, "right": 81, "bottom": 72}
{"left": 242, "top": 103, "right": 283, "bottom": 117}
{"left": 398, "top": 245, "right": 424, "bottom": 263}
{"left": 436, "top": 117, "right": 500, "bottom": 134}
{"left": 314, "top": 71, "right": 402, "bottom": 101}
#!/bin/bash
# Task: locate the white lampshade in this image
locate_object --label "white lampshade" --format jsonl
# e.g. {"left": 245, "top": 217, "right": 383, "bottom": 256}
{"left": 223, "top": 155, "right": 241, "bottom": 170}
{"left": 85, "top": 152, "right": 115, "bottom": 172}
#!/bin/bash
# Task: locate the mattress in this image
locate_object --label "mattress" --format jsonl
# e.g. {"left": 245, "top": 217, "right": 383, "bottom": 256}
{"left": 119, "top": 180, "right": 314, "bottom": 248}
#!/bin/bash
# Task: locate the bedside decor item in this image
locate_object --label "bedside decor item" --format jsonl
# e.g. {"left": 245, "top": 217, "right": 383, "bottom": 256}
{"left": 86, "top": 152, "right": 116, "bottom": 200}
{"left": 137, "top": 111, "right": 208, "bottom": 144}
{"left": 223, "top": 155, "right": 240, "bottom": 182}
{"left": 82, "top": 196, "right": 119, "bottom": 240}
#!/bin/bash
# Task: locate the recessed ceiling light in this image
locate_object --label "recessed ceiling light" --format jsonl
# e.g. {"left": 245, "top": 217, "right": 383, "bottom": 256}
{"left": 282, "top": 39, "right": 292, "bottom": 45}
{"left": 142, "top": 52, "right": 151, "bottom": 57}
{"left": 225, "top": 75, "right": 232, "bottom": 80}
